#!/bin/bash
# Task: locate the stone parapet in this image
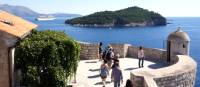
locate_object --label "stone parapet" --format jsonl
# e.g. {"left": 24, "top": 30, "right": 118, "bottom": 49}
{"left": 127, "top": 46, "right": 167, "bottom": 62}
{"left": 78, "top": 42, "right": 197, "bottom": 87}
{"left": 130, "top": 55, "right": 197, "bottom": 87}
{"left": 110, "top": 43, "right": 131, "bottom": 58}
{"left": 79, "top": 42, "right": 99, "bottom": 60}
{"left": 79, "top": 43, "right": 167, "bottom": 61}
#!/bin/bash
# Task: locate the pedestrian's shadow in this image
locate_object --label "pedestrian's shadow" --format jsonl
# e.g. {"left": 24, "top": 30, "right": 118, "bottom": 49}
{"left": 148, "top": 63, "right": 169, "bottom": 69}
{"left": 124, "top": 67, "right": 138, "bottom": 71}
{"left": 94, "top": 81, "right": 112, "bottom": 85}
{"left": 89, "top": 68, "right": 100, "bottom": 72}
{"left": 88, "top": 74, "right": 100, "bottom": 78}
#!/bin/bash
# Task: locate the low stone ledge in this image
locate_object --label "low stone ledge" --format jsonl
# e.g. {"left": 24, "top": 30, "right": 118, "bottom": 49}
{"left": 127, "top": 46, "right": 167, "bottom": 62}
{"left": 130, "top": 55, "right": 197, "bottom": 87}
{"left": 79, "top": 42, "right": 99, "bottom": 60}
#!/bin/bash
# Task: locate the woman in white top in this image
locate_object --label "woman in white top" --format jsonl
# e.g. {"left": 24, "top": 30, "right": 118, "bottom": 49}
{"left": 138, "top": 46, "right": 145, "bottom": 68}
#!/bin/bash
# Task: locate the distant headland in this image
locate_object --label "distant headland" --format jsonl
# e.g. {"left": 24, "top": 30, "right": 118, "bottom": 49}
{"left": 65, "top": 6, "right": 167, "bottom": 27}
{"left": 0, "top": 4, "right": 81, "bottom": 17}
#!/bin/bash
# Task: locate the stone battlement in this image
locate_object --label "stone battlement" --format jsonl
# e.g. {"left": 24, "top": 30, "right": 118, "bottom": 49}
{"left": 78, "top": 29, "right": 196, "bottom": 87}
{"left": 78, "top": 42, "right": 196, "bottom": 87}
{"left": 131, "top": 55, "right": 196, "bottom": 87}
{"left": 79, "top": 43, "right": 167, "bottom": 62}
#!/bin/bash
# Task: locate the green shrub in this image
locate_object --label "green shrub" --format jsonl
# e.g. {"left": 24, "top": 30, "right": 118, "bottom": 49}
{"left": 15, "top": 30, "right": 81, "bottom": 87}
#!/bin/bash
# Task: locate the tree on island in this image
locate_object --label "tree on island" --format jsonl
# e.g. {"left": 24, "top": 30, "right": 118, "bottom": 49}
{"left": 65, "top": 6, "right": 166, "bottom": 27}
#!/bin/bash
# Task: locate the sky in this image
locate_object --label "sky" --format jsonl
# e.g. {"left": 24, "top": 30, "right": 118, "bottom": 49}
{"left": 1, "top": 0, "right": 200, "bottom": 17}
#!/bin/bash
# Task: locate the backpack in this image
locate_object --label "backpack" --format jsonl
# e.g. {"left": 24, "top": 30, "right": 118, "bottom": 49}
{"left": 102, "top": 51, "right": 107, "bottom": 59}
{"left": 100, "top": 66, "right": 108, "bottom": 77}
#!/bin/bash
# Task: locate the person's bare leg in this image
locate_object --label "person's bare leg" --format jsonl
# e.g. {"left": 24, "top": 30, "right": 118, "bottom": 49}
{"left": 102, "top": 78, "right": 106, "bottom": 86}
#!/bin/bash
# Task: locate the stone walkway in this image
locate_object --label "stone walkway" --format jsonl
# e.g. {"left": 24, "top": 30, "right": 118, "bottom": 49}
{"left": 74, "top": 58, "right": 161, "bottom": 87}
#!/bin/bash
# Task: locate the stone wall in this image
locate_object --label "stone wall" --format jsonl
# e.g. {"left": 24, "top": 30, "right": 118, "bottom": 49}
{"left": 79, "top": 42, "right": 99, "bottom": 60}
{"left": 127, "top": 46, "right": 167, "bottom": 62}
{"left": 0, "top": 32, "right": 18, "bottom": 87}
{"left": 154, "top": 70, "right": 196, "bottom": 87}
{"left": 0, "top": 40, "right": 10, "bottom": 87}
{"left": 130, "top": 74, "right": 145, "bottom": 87}
{"left": 153, "top": 55, "right": 196, "bottom": 87}
{"left": 110, "top": 44, "right": 131, "bottom": 58}
{"left": 79, "top": 43, "right": 168, "bottom": 61}
{"left": 130, "top": 55, "right": 197, "bottom": 87}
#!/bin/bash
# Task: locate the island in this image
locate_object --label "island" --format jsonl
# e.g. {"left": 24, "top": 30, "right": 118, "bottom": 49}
{"left": 65, "top": 6, "right": 167, "bottom": 27}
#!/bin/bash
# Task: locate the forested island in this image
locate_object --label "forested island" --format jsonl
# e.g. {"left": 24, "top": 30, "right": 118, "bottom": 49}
{"left": 65, "top": 6, "right": 166, "bottom": 27}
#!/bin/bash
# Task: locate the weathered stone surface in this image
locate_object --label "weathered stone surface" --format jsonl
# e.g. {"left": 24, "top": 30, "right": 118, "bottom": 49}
{"left": 79, "top": 42, "right": 99, "bottom": 60}
{"left": 130, "top": 55, "right": 196, "bottom": 87}
{"left": 110, "top": 43, "right": 131, "bottom": 58}
{"left": 127, "top": 45, "right": 167, "bottom": 62}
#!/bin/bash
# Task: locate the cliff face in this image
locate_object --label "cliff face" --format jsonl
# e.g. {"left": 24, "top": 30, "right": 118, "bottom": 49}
{"left": 65, "top": 6, "right": 167, "bottom": 27}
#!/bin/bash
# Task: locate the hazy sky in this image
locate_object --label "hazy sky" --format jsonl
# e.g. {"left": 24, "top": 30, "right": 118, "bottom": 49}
{"left": 1, "top": 0, "right": 200, "bottom": 17}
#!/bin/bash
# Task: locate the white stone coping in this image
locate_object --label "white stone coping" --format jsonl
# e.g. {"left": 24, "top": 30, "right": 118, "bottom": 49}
{"left": 131, "top": 55, "right": 197, "bottom": 86}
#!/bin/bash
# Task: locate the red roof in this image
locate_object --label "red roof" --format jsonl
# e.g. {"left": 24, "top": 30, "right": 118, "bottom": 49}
{"left": 0, "top": 10, "right": 37, "bottom": 38}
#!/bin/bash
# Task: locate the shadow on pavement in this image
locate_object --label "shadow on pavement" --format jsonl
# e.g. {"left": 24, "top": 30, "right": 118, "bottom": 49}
{"left": 148, "top": 62, "right": 170, "bottom": 69}
{"left": 88, "top": 74, "right": 100, "bottom": 78}
{"left": 89, "top": 68, "right": 100, "bottom": 72}
{"left": 124, "top": 67, "right": 138, "bottom": 71}
{"left": 94, "top": 81, "right": 112, "bottom": 85}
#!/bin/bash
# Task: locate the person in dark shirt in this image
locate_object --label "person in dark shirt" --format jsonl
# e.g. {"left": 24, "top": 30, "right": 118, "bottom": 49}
{"left": 99, "top": 42, "right": 103, "bottom": 61}
{"left": 111, "top": 63, "right": 123, "bottom": 87}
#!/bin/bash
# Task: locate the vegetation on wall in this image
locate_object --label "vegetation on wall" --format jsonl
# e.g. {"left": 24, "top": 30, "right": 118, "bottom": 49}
{"left": 65, "top": 6, "right": 166, "bottom": 26}
{"left": 15, "top": 30, "right": 81, "bottom": 87}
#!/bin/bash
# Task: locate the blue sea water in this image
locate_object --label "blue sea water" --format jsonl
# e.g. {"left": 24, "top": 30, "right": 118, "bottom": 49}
{"left": 24, "top": 17, "right": 200, "bottom": 86}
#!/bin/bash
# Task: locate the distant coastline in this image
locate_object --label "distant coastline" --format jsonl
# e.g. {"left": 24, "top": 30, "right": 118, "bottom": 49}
{"left": 0, "top": 4, "right": 81, "bottom": 18}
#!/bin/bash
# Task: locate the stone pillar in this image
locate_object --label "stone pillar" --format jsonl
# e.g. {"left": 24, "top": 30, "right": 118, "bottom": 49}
{"left": 9, "top": 48, "right": 15, "bottom": 87}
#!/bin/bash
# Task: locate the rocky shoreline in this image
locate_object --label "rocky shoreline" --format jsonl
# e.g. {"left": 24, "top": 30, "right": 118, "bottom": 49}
{"left": 70, "top": 21, "right": 157, "bottom": 27}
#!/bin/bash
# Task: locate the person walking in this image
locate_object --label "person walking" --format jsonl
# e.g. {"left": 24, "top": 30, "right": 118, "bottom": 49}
{"left": 106, "top": 48, "right": 114, "bottom": 70}
{"left": 111, "top": 63, "right": 123, "bottom": 87}
{"left": 138, "top": 46, "right": 145, "bottom": 68}
{"left": 102, "top": 45, "right": 111, "bottom": 61}
{"left": 99, "top": 42, "right": 103, "bottom": 61}
{"left": 100, "top": 60, "right": 109, "bottom": 87}
{"left": 112, "top": 54, "right": 119, "bottom": 69}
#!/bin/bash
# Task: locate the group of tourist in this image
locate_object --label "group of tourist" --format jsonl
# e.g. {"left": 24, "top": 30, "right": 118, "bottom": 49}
{"left": 98, "top": 42, "right": 145, "bottom": 87}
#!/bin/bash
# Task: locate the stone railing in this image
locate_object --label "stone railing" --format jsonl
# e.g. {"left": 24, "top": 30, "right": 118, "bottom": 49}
{"left": 79, "top": 43, "right": 167, "bottom": 61}
{"left": 127, "top": 46, "right": 167, "bottom": 62}
{"left": 130, "top": 55, "right": 197, "bottom": 87}
{"left": 110, "top": 44, "right": 131, "bottom": 58}
{"left": 79, "top": 42, "right": 99, "bottom": 60}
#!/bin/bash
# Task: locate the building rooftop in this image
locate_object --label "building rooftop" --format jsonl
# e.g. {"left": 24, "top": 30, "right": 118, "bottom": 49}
{"left": 0, "top": 10, "right": 37, "bottom": 38}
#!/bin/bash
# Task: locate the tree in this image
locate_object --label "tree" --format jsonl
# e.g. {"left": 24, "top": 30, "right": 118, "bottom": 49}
{"left": 15, "top": 30, "right": 81, "bottom": 87}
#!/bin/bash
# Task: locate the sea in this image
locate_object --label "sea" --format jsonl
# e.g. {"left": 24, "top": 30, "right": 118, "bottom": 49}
{"left": 24, "top": 17, "right": 200, "bottom": 86}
